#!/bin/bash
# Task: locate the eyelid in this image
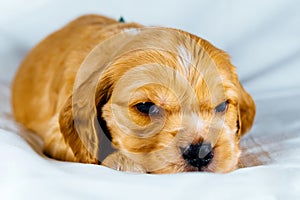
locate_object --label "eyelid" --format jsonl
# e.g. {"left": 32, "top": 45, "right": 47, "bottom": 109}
{"left": 215, "top": 99, "right": 230, "bottom": 107}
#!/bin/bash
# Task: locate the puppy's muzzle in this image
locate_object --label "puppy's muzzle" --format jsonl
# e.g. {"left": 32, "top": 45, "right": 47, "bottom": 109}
{"left": 181, "top": 143, "right": 214, "bottom": 170}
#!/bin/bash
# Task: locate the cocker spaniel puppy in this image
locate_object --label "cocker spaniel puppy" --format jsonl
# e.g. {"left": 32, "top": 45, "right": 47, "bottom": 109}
{"left": 12, "top": 15, "right": 255, "bottom": 173}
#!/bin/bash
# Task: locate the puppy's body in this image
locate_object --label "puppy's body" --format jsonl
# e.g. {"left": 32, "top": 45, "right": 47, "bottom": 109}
{"left": 12, "top": 15, "right": 141, "bottom": 163}
{"left": 12, "top": 15, "right": 255, "bottom": 173}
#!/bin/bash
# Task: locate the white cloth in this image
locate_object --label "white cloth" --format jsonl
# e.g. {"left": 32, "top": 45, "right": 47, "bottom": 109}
{"left": 1, "top": 0, "right": 300, "bottom": 199}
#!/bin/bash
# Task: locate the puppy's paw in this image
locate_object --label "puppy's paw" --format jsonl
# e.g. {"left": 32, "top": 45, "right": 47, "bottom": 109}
{"left": 102, "top": 151, "right": 146, "bottom": 173}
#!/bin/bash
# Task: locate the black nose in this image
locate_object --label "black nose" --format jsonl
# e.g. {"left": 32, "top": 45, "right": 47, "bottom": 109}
{"left": 181, "top": 143, "right": 214, "bottom": 169}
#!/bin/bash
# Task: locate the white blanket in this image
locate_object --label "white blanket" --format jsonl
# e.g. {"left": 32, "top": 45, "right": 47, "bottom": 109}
{"left": 1, "top": 0, "right": 300, "bottom": 199}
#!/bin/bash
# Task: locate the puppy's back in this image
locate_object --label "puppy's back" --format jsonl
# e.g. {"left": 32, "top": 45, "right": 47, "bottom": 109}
{"left": 12, "top": 15, "right": 141, "bottom": 135}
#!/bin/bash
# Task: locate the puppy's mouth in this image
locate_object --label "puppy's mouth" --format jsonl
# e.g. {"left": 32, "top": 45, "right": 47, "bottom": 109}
{"left": 146, "top": 145, "right": 215, "bottom": 174}
{"left": 180, "top": 143, "right": 214, "bottom": 172}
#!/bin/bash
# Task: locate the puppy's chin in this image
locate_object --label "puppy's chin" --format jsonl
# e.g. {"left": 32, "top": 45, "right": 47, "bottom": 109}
{"left": 101, "top": 147, "right": 240, "bottom": 174}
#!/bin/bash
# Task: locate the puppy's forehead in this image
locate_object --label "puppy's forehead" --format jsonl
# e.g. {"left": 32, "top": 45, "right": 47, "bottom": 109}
{"left": 173, "top": 36, "right": 238, "bottom": 106}
{"left": 176, "top": 45, "right": 219, "bottom": 104}
{"left": 174, "top": 39, "right": 234, "bottom": 106}
{"left": 109, "top": 28, "right": 237, "bottom": 105}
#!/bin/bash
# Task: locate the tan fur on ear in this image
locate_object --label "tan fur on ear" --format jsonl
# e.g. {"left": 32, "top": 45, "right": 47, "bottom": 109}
{"left": 59, "top": 96, "right": 99, "bottom": 164}
{"left": 237, "top": 83, "right": 256, "bottom": 136}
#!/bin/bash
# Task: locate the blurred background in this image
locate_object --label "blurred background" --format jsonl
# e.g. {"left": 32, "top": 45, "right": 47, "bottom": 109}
{"left": 0, "top": 0, "right": 300, "bottom": 95}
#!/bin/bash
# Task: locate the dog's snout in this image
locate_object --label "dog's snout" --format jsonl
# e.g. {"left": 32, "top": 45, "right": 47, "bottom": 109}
{"left": 181, "top": 143, "right": 214, "bottom": 169}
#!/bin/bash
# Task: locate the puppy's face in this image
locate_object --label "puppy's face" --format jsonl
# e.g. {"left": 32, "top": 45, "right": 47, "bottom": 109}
{"left": 97, "top": 30, "right": 255, "bottom": 173}
{"left": 61, "top": 28, "right": 255, "bottom": 173}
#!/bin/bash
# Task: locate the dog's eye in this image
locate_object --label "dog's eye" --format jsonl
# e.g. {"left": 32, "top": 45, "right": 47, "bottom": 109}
{"left": 135, "top": 102, "right": 160, "bottom": 116}
{"left": 215, "top": 101, "right": 228, "bottom": 113}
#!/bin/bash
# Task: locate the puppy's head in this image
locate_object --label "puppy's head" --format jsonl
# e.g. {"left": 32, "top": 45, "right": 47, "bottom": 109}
{"left": 60, "top": 28, "right": 255, "bottom": 173}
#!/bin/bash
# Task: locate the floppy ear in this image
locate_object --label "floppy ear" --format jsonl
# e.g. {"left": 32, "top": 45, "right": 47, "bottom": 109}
{"left": 59, "top": 95, "right": 99, "bottom": 164}
{"left": 58, "top": 73, "right": 115, "bottom": 164}
{"left": 237, "top": 82, "right": 256, "bottom": 137}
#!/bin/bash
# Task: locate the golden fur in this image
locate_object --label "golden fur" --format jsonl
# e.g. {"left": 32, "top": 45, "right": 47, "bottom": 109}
{"left": 12, "top": 15, "right": 255, "bottom": 173}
